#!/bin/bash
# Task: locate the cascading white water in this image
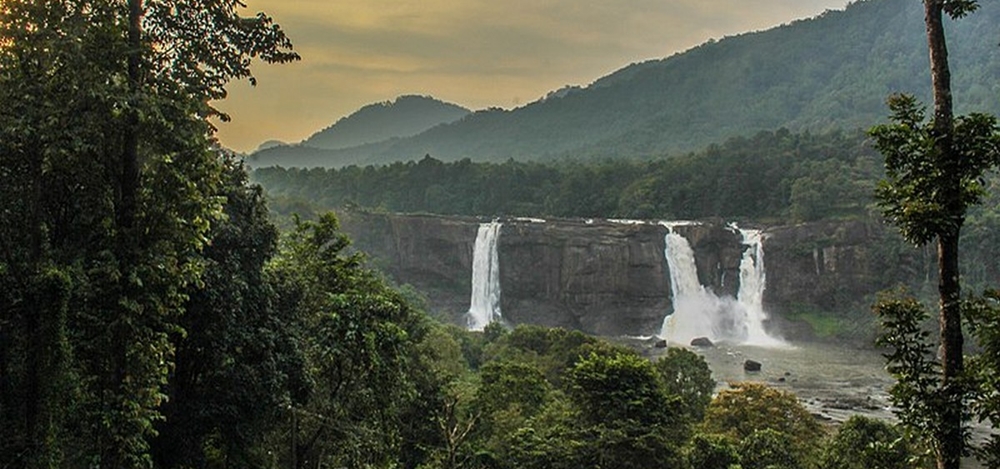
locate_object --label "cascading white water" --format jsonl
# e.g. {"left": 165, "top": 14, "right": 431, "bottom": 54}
{"left": 735, "top": 226, "right": 784, "bottom": 347}
{"left": 659, "top": 222, "right": 784, "bottom": 346}
{"left": 659, "top": 222, "right": 723, "bottom": 342}
{"left": 466, "top": 221, "right": 502, "bottom": 331}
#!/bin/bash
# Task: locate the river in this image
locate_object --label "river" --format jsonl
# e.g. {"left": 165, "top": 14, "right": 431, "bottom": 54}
{"left": 661, "top": 341, "right": 896, "bottom": 423}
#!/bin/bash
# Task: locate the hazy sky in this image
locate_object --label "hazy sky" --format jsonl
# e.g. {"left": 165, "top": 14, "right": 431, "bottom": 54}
{"left": 214, "top": 0, "right": 850, "bottom": 153}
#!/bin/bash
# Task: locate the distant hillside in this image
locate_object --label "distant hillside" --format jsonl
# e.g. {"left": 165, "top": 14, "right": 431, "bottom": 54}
{"left": 250, "top": 0, "right": 1000, "bottom": 168}
{"left": 301, "top": 95, "right": 470, "bottom": 150}
{"left": 254, "top": 139, "right": 287, "bottom": 152}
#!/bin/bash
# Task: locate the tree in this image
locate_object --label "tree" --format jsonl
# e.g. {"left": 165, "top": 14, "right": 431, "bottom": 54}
{"left": 503, "top": 397, "right": 582, "bottom": 469}
{"left": 566, "top": 350, "right": 686, "bottom": 469}
{"left": 654, "top": 347, "right": 715, "bottom": 422}
{"left": 738, "top": 428, "right": 802, "bottom": 469}
{"left": 0, "top": 1, "right": 296, "bottom": 466}
{"left": 819, "top": 416, "right": 911, "bottom": 469}
{"left": 475, "top": 360, "right": 551, "bottom": 424}
{"left": 151, "top": 157, "right": 293, "bottom": 469}
{"left": 685, "top": 433, "right": 740, "bottom": 469}
{"left": 872, "top": 98, "right": 1000, "bottom": 466}
{"left": 0, "top": 4, "right": 110, "bottom": 465}
{"left": 468, "top": 360, "right": 552, "bottom": 465}
{"left": 271, "top": 213, "right": 422, "bottom": 469}
{"left": 400, "top": 323, "right": 470, "bottom": 469}
{"left": 868, "top": 1, "right": 1000, "bottom": 467}
{"left": 701, "top": 382, "right": 821, "bottom": 465}
{"left": 568, "top": 350, "right": 677, "bottom": 427}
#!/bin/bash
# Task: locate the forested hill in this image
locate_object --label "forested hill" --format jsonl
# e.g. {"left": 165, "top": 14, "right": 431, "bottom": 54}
{"left": 249, "top": 0, "right": 1000, "bottom": 168}
{"left": 300, "top": 95, "right": 470, "bottom": 150}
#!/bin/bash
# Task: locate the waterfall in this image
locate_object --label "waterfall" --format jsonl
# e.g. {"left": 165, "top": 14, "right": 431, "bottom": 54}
{"left": 466, "top": 221, "right": 502, "bottom": 331}
{"left": 659, "top": 222, "right": 784, "bottom": 346}
{"left": 735, "top": 226, "right": 783, "bottom": 346}
{"left": 659, "top": 222, "right": 722, "bottom": 342}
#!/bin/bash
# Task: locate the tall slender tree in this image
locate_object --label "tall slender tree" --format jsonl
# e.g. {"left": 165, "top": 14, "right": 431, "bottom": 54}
{"left": 870, "top": 2, "right": 1000, "bottom": 468}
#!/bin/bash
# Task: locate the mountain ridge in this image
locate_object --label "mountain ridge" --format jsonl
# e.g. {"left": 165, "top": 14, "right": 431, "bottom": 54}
{"left": 296, "top": 95, "right": 470, "bottom": 150}
{"left": 250, "top": 0, "right": 1000, "bottom": 168}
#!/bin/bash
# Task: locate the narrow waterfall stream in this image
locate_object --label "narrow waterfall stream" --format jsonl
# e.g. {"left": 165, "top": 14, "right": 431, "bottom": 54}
{"left": 466, "top": 221, "right": 502, "bottom": 330}
{"left": 735, "top": 226, "right": 784, "bottom": 346}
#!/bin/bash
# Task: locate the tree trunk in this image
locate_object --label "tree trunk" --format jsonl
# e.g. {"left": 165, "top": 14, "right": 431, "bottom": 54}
{"left": 938, "top": 231, "right": 963, "bottom": 469}
{"left": 924, "top": 2, "right": 963, "bottom": 469}
{"left": 924, "top": 0, "right": 953, "bottom": 132}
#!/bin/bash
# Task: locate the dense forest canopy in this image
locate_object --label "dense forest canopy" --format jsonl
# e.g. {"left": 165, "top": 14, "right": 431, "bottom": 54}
{"left": 254, "top": 129, "right": 880, "bottom": 223}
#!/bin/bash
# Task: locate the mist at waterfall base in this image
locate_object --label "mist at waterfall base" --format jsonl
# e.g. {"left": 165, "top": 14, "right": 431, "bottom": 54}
{"left": 659, "top": 223, "right": 785, "bottom": 347}
{"left": 466, "top": 221, "right": 502, "bottom": 331}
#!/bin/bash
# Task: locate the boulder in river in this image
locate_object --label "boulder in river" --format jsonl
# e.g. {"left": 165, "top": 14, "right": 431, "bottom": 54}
{"left": 690, "top": 337, "right": 714, "bottom": 347}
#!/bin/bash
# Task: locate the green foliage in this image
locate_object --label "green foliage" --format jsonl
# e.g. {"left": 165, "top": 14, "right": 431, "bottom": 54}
{"left": 961, "top": 197, "right": 1000, "bottom": 293}
{"left": 0, "top": 0, "right": 295, "bottom": 466}
{"left": 482, "top": 321, "right": 509, "bottom": 343}
{"left": 874, "top": 293, "right": 972, "bottom": 462}
{"left": 271, "top": 213, "right": 423, "bottom": 468}
{"left": 564, "top": 350, "right": 686, "bottom": 469}
{"left": 581, "top": 423, "right": 684, "bottom": 469}
{"left": 738, "top": 428, "right": 802, "bottom": 469}
{"left": 874, "top": 296, "right": 941, "bottom": 424}
{"left": 701, "top": 382, "right": 822, "bottom": 464}
{"left": 943, "top": 0, "right": 980, "bottom": 19}
{"left": 568, "top": 350, "right": 679, "bottom": 427}
{"left": 502, "top": 398, "right": 581, "bottom": 469}
{"left": 253, "top": 129, "right": 881, "bottom": 223}
{"left": 962, "top": 290, "right": 1000, "bottom": 466}
{"left": 469, "top": 360, "right": 552, "bottom": 465}
{"left": 417, "top": 324, "right": 471, "bottom": 383}
{"left": 654, "top": 347, "right": 715, "bottom": 422}
{"left": 476, "top": 360, "right": 551, "bottom": 417}
{"left": 866, "top": 3, "right": 1000, "bottom": 467}
{"left": 406, "top": 324, "right": 718, "bottom": 469}
{"left": 484, "top": 325, "right": 603, "bottom": 385}
{"left": 819, "top": 416, "right": 911, "bottom": 469}
{"left": 151, "top": 158, "right": 291, "bottom": 469}
{"left": 685, "top": 432, "right": 740, "bottom": 469}
{"left": 869, "top": 94, "right": 1000, "bottom": 245}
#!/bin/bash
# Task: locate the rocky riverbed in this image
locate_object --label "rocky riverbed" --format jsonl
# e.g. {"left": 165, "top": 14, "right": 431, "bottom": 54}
{"left": 666, "top": 341, "right": 896, "bottom": 423}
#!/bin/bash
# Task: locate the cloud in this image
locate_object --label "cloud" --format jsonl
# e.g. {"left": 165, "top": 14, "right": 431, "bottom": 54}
{"left": 214, "top": 0, "right": 848, "bottom": 152}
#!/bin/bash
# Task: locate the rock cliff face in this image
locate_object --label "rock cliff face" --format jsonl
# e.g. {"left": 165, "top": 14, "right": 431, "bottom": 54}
{"left": 338, "top": 212, "right": 921, "bottom": 338}
{"left": 497, "top": 220, "right": 671, "bottom": 336}
{"left": 339, "top": 212, "right": 478, "bottom": 318}
{"left": 761, "top": 219, "right": 928, "bottom": 322}
{"left": 763, "top": 220, "right": 881, "bottom": 315}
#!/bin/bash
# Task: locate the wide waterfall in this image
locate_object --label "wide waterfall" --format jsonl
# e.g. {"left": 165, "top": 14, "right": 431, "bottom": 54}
{"left": 659, "top": 222, "right": 783, "bottom": 346}
{"left": 466, "top": 221, "right": 502, "bottom": 331}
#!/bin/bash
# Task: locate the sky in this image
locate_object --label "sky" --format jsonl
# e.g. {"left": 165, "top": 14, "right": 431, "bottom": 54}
{"left": 214, "top": 0, "right": 850, "bottom": 153}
